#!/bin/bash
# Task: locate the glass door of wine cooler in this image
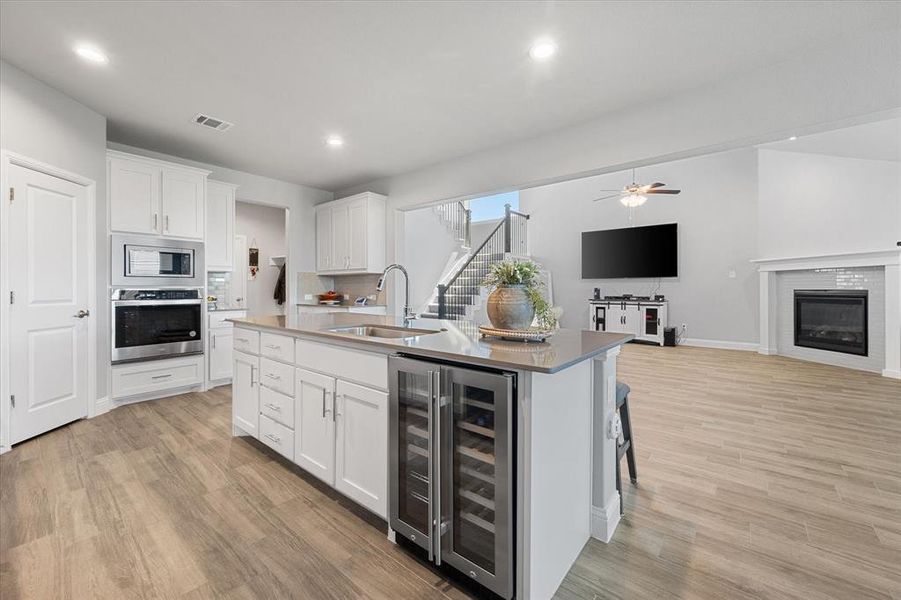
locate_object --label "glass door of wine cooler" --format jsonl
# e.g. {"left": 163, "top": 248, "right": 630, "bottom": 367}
{"left": 388, "top": 357, "right": 438, "bottom": 556}
{"left": 439, "top": 366, "right": 513, "bottom": 599}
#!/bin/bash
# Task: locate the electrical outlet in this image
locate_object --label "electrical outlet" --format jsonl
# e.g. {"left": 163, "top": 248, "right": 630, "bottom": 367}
{"left": 728, "top": 269, "right": 736, "bottom": 279}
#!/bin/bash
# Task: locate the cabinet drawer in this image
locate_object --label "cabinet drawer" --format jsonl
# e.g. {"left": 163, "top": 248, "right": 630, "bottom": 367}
{"left": 111, "top": 355, "right": 203, "bottom": 399}
{"left": 209, "top": 310, "right": 247, "bottom": 329}
{"left": 261, "top": 332, "right": 294, "bottom": 363}
{"left": 260, "top": 357, "right": 294, "bottom": 396}
{"left": 295, "top": 339, "right": 387, "bottom": 390}
{"left": 233, "top": 328, "right": 260, "bottom": 354}
{"left": 259, "top": 414, "right": 294, "bottom": 460}
{"left": 260, "top": 386, "right": 294, "bottom": 429}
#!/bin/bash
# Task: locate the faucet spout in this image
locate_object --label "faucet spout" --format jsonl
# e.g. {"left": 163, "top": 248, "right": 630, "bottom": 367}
{"left": 377, "top": 264, "right": 416, "bottom": 325}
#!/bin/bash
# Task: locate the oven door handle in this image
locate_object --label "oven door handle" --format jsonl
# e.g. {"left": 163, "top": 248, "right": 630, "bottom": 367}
{"left": 112, "top": 299, "right": 203, "bottom": 307}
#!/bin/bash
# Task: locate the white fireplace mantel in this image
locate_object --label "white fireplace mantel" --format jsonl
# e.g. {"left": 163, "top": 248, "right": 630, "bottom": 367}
{"left": 752, "top": 248, "right": 901, "bottom": 379}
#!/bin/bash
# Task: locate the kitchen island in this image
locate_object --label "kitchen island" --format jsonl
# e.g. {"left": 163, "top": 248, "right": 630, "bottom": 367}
{"left": 228, "top": 313, "right": 631, "bottom": 599}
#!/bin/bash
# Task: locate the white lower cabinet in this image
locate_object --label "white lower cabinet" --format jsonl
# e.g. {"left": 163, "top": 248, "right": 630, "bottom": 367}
{"left": 335, "top": 380, "right": 388, "bottom": 518}
{"left": 232, "top": 351, "right": 260, "bottom": 438}
{"left": 111, "top": 355, "right": 203, "bottom": 399}
{"left": 209, "top": 329, "right": 234, "bottom": 381}
{"left": 232, "top": 327, "right": 388, "bottom": 519}
{"left": 294, "top": 368, "right": 336, "bottom": 485}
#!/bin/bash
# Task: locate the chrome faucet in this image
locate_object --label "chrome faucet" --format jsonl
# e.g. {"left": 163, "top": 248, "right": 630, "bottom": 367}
{"left": 377, "top": 264, "right": 417, "bottom": 326}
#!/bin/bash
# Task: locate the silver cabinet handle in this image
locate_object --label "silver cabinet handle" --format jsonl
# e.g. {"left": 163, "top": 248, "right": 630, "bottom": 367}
{"left": 212, "top": 335, "right": 216, "bottom": 349}
{"left": 250, "top": 365, "right": 256, "bottom": 386}
{"left": 73, "top": 309, "right": 90, "bottom": 319}
{"left": 264, "top": 344, "right": 281, "bottom": 350}
{"left": 236, "top": 337, "right": 249, "bottom": 344}
{"left": 153, "top": 213, "right": 158, "bottom": 230}
{"left": 264, "top": 433, "right": 280, "bottom": 444}
{"left": 151, "top": 373, "right": 172, "bottom": 380}
{"left": 264, "top": 373, "right": 281, "bottom": 380}
{"left": 333, "top": 393, "right": 340, "bottom": 421}
{"left": 433, "top": 368, "right": 442, "bottom": 566}
{"left": 165, "top": 214, "right": 170, "bottom": 232}
{"left": 264, "top": 402, "right": 281, "bottom": 412}
{"left": 426, "top": 370, "right": 434, "bottom": 563}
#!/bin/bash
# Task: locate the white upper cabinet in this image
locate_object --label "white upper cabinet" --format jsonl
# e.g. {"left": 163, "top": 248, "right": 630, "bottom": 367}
{"left": 206, "top": 180, "right": 238, "bottom": 270}
{"left": 315, "top": 192, "right": 386, "bottom": 274}
{"left": 108, "top": 150, "right": 209, "bottom": 241}
{"left": 109, "top": 156, "right": 162, "bottom": 234}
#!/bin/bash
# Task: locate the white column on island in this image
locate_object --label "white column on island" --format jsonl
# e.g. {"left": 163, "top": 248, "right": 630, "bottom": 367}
{"left": 591, "top": 347, "right": 622, "bottom": 542}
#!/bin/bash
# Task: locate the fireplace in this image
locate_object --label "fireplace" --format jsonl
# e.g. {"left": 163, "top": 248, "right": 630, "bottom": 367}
{"left": 794, "top": 290, "right": 868, "bottom": 356}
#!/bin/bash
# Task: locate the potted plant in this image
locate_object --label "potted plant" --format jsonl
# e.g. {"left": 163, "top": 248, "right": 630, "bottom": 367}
{"left": 483, "top": 259, "right": 557, "bottom": 330}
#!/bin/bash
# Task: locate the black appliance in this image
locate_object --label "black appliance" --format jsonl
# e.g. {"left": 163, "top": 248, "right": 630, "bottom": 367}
{"left": 581, "top": 223, "right": 677, "bottom": 278}
{"left": 111, "top": 288, "right": 203, "bottom": 363}
{"left": 664, "top": 327, "right": 677, "bottom": 347}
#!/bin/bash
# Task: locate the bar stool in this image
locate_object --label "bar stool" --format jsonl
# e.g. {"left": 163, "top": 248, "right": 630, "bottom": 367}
{"left": 615, "top": 381, "right": 637, "bottom": 515}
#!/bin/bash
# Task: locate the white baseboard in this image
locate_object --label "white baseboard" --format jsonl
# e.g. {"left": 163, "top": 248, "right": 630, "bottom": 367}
{"left": 590, "top": 494, "right": 621, "bottom": 543}
{"left": 758, "top": 346, "right": 777, "bottom": 355}
{"left": 93, "top": 396, "right": 110, "bottom": 417}
{"left": 0, "top": 444, "right": 9, "bottom": 455}
{"left": 680, "top": 337, "right": 758, "bottom": 352}
{"left": 882, "top": 368, "right": 901, "bottom": 379}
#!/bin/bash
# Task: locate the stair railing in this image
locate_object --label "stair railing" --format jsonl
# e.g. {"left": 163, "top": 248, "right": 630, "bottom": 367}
{"left": 437, "top": 203, "right": 529, "bottom": 319}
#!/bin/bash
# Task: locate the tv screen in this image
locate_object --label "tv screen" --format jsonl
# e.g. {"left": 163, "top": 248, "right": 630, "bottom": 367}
{"left": 581, "top": 223, "right": 677, "bottom": 278}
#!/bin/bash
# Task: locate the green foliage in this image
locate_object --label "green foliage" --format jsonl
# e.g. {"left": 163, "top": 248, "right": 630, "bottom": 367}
{"left": 483, "top": 259, "right": 558, "bottom": 330}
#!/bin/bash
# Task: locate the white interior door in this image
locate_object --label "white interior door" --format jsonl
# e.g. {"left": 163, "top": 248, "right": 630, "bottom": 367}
{"left": 8, "top": 164, "right": 90, "bottom": 444}
{"left": 233, "top": 235, "right": 247, "bottom": 308}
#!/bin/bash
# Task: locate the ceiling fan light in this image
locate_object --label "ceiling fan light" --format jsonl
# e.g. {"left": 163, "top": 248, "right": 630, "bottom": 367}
{"left": 620, "top": 194, "right": 646, "bottom": 208}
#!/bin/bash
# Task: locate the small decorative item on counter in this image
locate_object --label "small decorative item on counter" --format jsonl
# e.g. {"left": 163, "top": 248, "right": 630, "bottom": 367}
{"left": 483, "top": 259, "right": 558, "bottom": 332}
{"left": 248, "top": 242, "right": 259, "bottom": 280}
{"left": 318, "top": 290, "right": 342, "bottom": 305}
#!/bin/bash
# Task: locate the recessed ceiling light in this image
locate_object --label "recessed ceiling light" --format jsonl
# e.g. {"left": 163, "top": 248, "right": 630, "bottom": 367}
{"left": 74, "top": 44, "right": 108, "bottom": 65}
{"left": 529, "top": 39, "right": 557, "bottom": 61}
{"left": 788, "top": 136, "right": 798, "bottom": 141}
{"left": 326, "top": 135, "right": 344, "bottom": 148}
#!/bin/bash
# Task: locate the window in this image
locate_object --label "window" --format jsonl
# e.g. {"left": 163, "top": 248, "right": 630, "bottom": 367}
{"left": 469, "top": 191, "right": 519, "bottom": 222}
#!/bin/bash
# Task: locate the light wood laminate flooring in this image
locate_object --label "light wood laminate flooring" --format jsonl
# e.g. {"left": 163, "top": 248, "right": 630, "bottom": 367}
{"left": 2, "top": 345, "right": 899, "bottom": 599}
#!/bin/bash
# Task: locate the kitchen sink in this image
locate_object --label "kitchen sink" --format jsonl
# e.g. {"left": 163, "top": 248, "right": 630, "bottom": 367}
{"left": 325, "top": 325, "right": 443, "bottom": 339}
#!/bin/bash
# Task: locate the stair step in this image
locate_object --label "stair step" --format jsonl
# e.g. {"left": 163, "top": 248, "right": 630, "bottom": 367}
{"left": 429, "top": 303, "right": 468, "bottom": 315}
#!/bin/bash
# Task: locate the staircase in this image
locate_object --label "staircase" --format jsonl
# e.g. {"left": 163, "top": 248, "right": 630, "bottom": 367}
{"left": 434, "top": 201, "right": 471, "bottom": 249}
{"left": 422, "top": 203, "right": 530, "bottom": 320}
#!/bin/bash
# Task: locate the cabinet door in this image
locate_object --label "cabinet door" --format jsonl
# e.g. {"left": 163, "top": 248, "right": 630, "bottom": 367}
{"left": 209, "top": 329, "right": 233, "bottom": 380}
{"left": 331, "top": 202, "right": 350, "bottom": 271}
{"left": 346, "top": 197, "right": 367, "bottom": 270}
{"left": 109, "top": 157, "right": 162, "bottom": 234}
{"left": 233, "top": 351, "right": 260, "bottom": 438}
{"left": 606, "top": 304, "right": 623, "bottom": 333}
{"left": 624, "top": 304, "right": 642, "bottom": 335}
{"left": 316, "top": 207, "right": 333, "bottom": 272}
{"left": 335, "top": 380, "right": 388, "bottom": 518}
{"left": 294, "top": 368, "right": 336, "bottom": 484}
{"left": 162, "top": 168, "right": 205, "bottom": 239}
{"left": 206, "top": 181, "right": 235, "bottom": 270}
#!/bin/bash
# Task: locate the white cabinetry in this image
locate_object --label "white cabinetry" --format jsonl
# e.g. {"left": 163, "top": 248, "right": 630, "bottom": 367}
{"left": 206, "top": 180, "right": 238, "bottom": 270}
{"left": 233, "top": 351, "right": 260, "bottom": 437}
{"left": 335, "top": 380, "right": 388, "bottom": 517}
{"left": 230, "top": 325, "right": 388, "bottom": 518}
{"left": 294, "top": 368, "right": 336, "bottom": 484}
{"left": 208, "top": 310, "right": 246, "bottom": 384}
{"left": 315, "top": 192, "right": 386, "bottom": 274}
{"left": 111, "top": 355, "right": 203, "bottom": 399}
{"left": 589, "top": 300, "right": 667, "bottom": 345}
{"left": 108, "top": 150, "right": 209, "bottom": 240}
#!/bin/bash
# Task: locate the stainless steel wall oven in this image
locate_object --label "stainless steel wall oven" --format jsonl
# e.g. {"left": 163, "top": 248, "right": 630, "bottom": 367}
{"left": 111, "top": 289, "right": 203, "bottom": 363}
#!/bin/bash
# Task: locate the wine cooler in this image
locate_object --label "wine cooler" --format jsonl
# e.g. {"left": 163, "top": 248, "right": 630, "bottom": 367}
{"left": 388, "top": 355, "right": 514, "bottom": 599}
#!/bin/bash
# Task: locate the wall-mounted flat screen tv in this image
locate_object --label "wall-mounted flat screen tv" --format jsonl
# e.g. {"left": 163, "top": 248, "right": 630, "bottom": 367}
{"left": 581, "top": 223, "right": 677, "bottom": 278}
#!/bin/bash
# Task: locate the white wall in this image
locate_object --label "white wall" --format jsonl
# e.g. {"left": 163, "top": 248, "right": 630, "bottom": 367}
{"left": 107, "top": 142, "right": 333, "bottom": 300}
{"left": 520, "top": 148, "right": 760, "bottom": 345}
{"left": 0, "top": 60, "right": 108, "bottom": 404}
{"left": 402, "top": 207, "right": 465, "bottom": 313}
{"left": 336, "top": 30, "right": 900, "bottom": 316}
{"left": 758, "top": 150, "right": 901, "bottom": 258}
{"left": 236, "top": 201, "right": 287, "bottom": 316}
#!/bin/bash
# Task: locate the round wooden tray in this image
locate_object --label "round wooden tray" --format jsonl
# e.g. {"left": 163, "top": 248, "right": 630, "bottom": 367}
{"left": 478, "top": 325, "right": 555, "bottom": 343}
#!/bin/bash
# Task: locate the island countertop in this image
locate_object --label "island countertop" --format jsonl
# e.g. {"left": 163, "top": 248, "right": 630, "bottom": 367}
{"left": 228, "top": 313, "right": 632, "bottom": 373}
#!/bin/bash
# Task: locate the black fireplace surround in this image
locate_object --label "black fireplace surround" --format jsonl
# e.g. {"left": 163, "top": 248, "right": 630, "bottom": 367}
{"left": 794, "top": 290, "right": 868, "bottom": 356}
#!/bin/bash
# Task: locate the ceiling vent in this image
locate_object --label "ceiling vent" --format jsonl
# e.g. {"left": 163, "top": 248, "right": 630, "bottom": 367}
{"left": 192, "top": 113, "right": 234, "bottom": 132}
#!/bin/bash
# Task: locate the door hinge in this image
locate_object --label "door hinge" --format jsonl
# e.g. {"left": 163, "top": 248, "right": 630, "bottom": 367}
{"left": 8, "top": 187, "right": 13, "bottom": 203}
{"left": 9, "top": 291, "right": 14, "bottom": 304}
{"left": 10, "top": 394, "right": 15, "bottom": 408}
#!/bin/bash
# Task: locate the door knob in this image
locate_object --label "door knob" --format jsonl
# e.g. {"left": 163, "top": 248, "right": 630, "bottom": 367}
{"left": 73, "top": 309, "right": 90, "bottom": 319}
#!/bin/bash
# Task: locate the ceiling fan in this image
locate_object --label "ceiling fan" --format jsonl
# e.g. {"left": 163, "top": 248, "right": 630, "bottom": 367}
{"left": 592, "top": 169, "right": 681, "bottom": 207}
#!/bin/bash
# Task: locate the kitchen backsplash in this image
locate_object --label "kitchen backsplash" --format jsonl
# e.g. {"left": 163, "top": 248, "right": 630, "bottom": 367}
{"left": 207, "top": 271, "right": 233, "bottom": 304}
{"left": 296, "top": 272, "right": 386, "bottom": 304}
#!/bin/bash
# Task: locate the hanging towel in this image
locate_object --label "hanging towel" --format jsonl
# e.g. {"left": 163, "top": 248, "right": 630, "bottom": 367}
{"left": 274, "top": 264, "right": 286, "bottom": 305}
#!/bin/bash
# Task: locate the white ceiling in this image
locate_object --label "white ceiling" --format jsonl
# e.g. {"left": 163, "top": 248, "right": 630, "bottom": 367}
{"left": 1, "top": 1, "right": 898, "bottom": 191}
{"left": 760, "top": 118, "right": 901, "bottom": 162}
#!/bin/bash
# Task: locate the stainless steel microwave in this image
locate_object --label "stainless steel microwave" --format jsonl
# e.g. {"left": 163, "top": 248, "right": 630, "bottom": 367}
{"left": 111, "top": 234, "right": 205, "bottom": 287}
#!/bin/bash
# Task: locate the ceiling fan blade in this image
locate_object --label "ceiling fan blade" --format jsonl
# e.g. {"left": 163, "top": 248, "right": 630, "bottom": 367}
{"left": 646, "top": 189, "right": 681, "bottom": 195}
{"left": 647, "top": 182, "right": 666, "bottom": 189}
{"left": 592, "top": 193, "right": 623, "bottom": 202}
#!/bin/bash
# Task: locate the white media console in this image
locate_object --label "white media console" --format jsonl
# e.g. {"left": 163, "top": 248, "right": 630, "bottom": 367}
{"left": 589, "top": 299, "right": 668, "bottom": 346}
